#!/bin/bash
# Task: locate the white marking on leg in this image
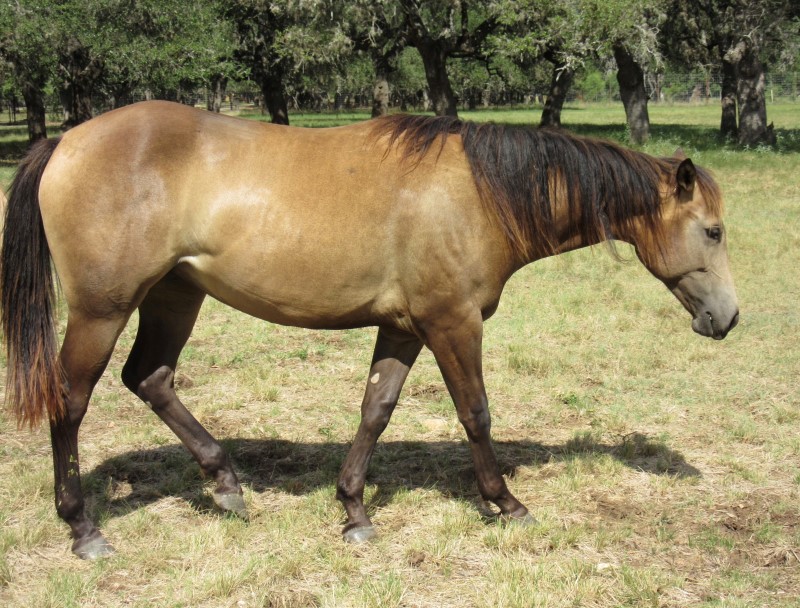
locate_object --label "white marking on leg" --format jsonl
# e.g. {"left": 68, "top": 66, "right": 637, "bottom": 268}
{"left": 370, "top": 373, "right": 380, "bottom": 385}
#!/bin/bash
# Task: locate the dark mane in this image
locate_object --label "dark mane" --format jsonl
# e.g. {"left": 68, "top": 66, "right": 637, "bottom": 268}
{"left": 372, "top": 114, "right": 722, "bottom": 260}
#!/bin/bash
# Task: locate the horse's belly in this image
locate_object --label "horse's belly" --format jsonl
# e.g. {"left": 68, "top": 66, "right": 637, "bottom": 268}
{"left": 174, "top": 254, "right": 399, "bottom": 330}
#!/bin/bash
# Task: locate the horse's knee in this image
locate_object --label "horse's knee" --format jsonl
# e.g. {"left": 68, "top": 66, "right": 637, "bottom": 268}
{"left": 457, "top": 405, "right": 491, "bottom": 441}
{"left": 360, "top": 400, "right": 394, "bottom": 434}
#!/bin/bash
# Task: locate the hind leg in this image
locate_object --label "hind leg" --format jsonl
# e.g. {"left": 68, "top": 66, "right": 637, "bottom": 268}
{"left": 121, "top": 272, "right": 246, "bottom": 517}
{"left": 54, "top": 312, "right": 129, "bottom": 559}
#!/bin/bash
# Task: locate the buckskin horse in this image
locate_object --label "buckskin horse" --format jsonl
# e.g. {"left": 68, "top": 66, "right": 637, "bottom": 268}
{"left": 1, "top": 102, "right": 739, "bottom": 559}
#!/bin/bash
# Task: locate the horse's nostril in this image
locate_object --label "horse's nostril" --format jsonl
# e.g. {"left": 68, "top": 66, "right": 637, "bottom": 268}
{"left": 728, "top": 310, "right": 740, "bottom": 332}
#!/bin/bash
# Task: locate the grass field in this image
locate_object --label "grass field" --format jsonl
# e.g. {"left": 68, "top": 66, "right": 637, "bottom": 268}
{"left": 1, "top": 102, "right": 799, "bottom": 607}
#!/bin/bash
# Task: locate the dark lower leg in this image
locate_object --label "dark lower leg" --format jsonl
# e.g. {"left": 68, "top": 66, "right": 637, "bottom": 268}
{"left": 336, "top": 328, "right": 421, "bottom": 541}
{"left": 54, "top": 315, "right": 125, "bottom": 558}
{"left": 459, "top": 409, "right": 528, "bottom": 519}
{"left": 136, "top": 366, "right": 244, "bottom": 514}
{"left": 428, "top": 318, "right": 530, "bottom": 521}
{"left": 122, "top": 275, "right": 243, "bottom": 514}
{"left": 51, "top": 414, "right": 114, "bottom": 558}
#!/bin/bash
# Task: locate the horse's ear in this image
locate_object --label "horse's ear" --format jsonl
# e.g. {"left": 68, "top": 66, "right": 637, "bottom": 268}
{"left": 676, "top": 158, "right": 696, "bottom": 196}
{"left": 673, "top": 147, "right": 687, "bottom": 159}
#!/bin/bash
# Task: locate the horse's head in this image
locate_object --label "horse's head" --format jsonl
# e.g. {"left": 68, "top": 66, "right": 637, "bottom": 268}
{"left": 636, "top": 157, "right": 739, "bottom": 340}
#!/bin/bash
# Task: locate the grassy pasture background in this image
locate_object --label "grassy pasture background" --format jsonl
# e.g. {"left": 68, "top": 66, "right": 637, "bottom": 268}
{"left": 0, "top": 103, "right": 799, "bottom": 607}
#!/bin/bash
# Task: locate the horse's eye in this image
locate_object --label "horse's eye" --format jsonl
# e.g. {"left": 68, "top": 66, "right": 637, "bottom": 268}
{"left": 705, "top": 226, "right": 722, "bottom": 242}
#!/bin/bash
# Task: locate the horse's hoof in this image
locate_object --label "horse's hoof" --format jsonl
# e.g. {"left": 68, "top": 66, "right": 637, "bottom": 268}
{"left": 501, "top": 512, "right": 538, "bottom": 527}
{"left": 72, "top": 531, "right": 115, "bottom": 560}
{"left": 342, "top": 525, "right": 377, "bottom": 544}
{"left": 214, "top": 491, "right": 248, "bottom": 519}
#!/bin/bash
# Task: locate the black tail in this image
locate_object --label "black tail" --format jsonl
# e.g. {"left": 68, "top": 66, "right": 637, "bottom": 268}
{"left": 1, "top": 138, "right": 64, "bottom": 428}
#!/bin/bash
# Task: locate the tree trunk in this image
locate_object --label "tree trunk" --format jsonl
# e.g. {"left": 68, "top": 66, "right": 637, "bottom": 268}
{"left": 416, "top": 42, "right": 458, "bottom": 117}
{"left": 22, "top": 81, "right": 47, "bottom": 143}
{"left": 207, "top": 74, "right": 228, "bottom": 113}
{"left": 61, "top": 80, "right": 94, "bottom": 128}
{"left": 59, "top": 39, "right": 100, "bottom": 128}
{"left": 371, "top": 55, "right": 391, "bottom": 118}
{"left": 540, "top": 65, "right": 574, "bottom": 128}
{"left": 613, "top": 44, "right": 650, "bottom": 145}
{"left": 736, "top": 48, "right": 772, "bottom": 146}
{"left": 720, "top": 57, "right": 738, "bottom": 139}
{"left": 467, "top": 89, "right": 479, "bottom": 111}
{"left": 261, "top": 72, "right": 289, "bottom": 125}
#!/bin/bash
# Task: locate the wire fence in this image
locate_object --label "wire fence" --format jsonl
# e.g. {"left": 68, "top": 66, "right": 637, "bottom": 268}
{"left": 575, "top": 70, "right": 799, "bottom": 104}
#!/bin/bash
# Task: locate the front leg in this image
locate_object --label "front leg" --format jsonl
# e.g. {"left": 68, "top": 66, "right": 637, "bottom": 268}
{"left": 425, "top": 313, "right": 531, "bottom": 521}
{"left": 336, "top": 327, "right": 422, "bottom": 542}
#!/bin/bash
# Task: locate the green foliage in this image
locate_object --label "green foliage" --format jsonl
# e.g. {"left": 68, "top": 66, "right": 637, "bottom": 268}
{"left": 0, "top": 0, "right": 236, "bottom": 114}
{"left": 392, "top": 48, "right": 427, "bottom": 97}
{"left": 0, "top": 0, "right": 797, "bottom": 130}
{"left": 573, "top": 68, "right": 616, "bottom": 102}
{"left": 664, "top": 0, "right": 799, "bottom": 68}
{"left": 0, "top": 1, "right": 59, "bottom": 90}
{"left": 91, "top": 0, "right": 237, "bottom": 94}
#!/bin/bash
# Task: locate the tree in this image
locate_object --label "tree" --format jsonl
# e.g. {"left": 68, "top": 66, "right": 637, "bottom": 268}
{"left": 613, "top": 43, "right": 651, "bottom": 144}
{"left": 226, "top": 1, "right": 295, "bottom": 124}
{"left": 491, "top": 0, "right": 664, "bottom": 137}
{"left": 582, "top": 0, "right": 666, "bottom": 144}
{"left": 540, "top": 55, "right": 575, "bottom": 128}
{"left": 1, "top": 0, "right": 239, "bottom": 138}
{"left": 57, "top": 36, "right": 103, "bottom": 127}
{"left": 398, "top": 0, "right": 499, "bottom": 116}
{"left": 0, "top": 1, "right": 58, "bottom": 141}
{"left": 716, "top": 0, "right": 798, "bottom": 146}
{"left": 338, "top": 0, "right": 407, "bottom": 117}
{"left": 89, "top": 1, "right": 236, "bottom": 114}
{"left": 491, "top": 0, "right": 591, "bottom": 128}
{"left": 664, "top": 0, "right": 797, "bottom": 145}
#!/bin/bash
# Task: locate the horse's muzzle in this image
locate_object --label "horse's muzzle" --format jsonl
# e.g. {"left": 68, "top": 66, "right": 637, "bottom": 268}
{"left": 692, "top": 308, "right": 739, "bottom": 340}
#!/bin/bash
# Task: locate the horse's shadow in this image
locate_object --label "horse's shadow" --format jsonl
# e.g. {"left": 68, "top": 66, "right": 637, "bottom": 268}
{"left": 83, "top": 432, "right": 700, "bottom": 521}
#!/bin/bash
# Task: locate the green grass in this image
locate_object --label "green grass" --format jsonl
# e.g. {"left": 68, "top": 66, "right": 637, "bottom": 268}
{"left": 1, "top": 102, "right": 799, "bottom": 606}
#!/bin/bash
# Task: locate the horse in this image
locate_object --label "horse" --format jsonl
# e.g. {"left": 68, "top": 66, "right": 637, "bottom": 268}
{"left": 1, "top": 101, "right": 739, "bottom": 559}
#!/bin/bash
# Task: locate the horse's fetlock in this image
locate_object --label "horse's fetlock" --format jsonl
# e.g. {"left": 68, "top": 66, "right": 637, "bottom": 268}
{"left": 199, "top": 442, "right": 228, "bottom": 474}
{"left": 55, "top": 492, "right": 84, "bottom": 522}
{"left": 336, "top": 480, "right": 356, "bottom": 502}
{"left": 136, "top": 366, "right": 175, "bottom": 406}
{"left": 481, "top": 479, "right": 507, "bottom": 502}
